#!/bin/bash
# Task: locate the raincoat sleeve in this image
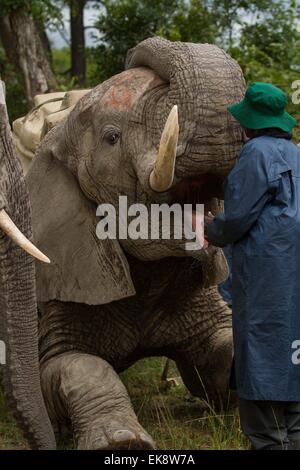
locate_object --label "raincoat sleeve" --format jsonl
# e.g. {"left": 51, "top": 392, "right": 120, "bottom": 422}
{"left": 208, "top": 143, "right": 272, "bottom": 247}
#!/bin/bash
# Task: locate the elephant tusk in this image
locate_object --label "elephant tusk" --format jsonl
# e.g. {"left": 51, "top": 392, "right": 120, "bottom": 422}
{"left": 149, "top": 105, "right": 179, "bottom": 192}
{"left": 0, "top": 209, "right": 50, "bottom": 263}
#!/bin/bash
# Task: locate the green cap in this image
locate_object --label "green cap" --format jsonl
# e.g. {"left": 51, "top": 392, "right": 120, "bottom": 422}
{"left": 227, "top": 82, "right": 297, "bottom": 132}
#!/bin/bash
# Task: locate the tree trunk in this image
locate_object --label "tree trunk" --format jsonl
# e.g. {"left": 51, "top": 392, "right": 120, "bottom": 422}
{"left": 70, "top": 0, "right": 86, "bottom": 87}
{"left": 35, "top": 20, "right": 53, "bottom": 65}
{"left": 0, "top": 8, "right": 57, "bottom": 106}
{"left": 0, "top": 80, "right": 56, "bottom": 449}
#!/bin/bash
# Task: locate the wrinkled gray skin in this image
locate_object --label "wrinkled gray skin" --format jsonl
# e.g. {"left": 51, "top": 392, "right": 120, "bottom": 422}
{"left": 0, "top": 82, "right": 55, "bottom": 449}
{"left": 26, "top": 38, "right": 245, "bottom": 449}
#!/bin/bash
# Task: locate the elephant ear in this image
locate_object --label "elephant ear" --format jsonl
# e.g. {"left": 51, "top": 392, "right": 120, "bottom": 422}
{"left": 26, "top": 131, "right": 135, "bottom": 305}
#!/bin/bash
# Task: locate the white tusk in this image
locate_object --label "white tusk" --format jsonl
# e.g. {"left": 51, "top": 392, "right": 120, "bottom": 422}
{"left": 149, "top": 105, "right": 179, "bottom": 192}
{"left": 0, "top": 209, "right": 50, "bottom": 263}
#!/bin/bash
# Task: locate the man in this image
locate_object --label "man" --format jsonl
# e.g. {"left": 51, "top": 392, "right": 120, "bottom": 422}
{"left": 205, "top": 82, "right": 300, "bottom": 450}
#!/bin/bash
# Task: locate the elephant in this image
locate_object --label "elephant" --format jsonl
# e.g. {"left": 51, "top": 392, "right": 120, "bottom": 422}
{"left": 0, "top": 80, "right": 55, "bottom": 449}
{"left": 21, "top": 37, "right": 246, "bottom": 450}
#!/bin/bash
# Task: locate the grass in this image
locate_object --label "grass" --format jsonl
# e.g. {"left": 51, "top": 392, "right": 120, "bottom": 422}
{"left": 121, "top": 358, "right": 248, "bottom": 450}
{"left": 0, "top": 387, "right": 27, "bottom": 450}
{"left": 0, "top": 358, "right": 248, "bottom": 450}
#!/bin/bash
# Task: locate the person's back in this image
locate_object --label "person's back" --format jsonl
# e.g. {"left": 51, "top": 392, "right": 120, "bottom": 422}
{"left": 206, "top": 82, "right": 300, "bottom": 450}
{"left": 234, "top": 135, "right": 300, "bottom": 253}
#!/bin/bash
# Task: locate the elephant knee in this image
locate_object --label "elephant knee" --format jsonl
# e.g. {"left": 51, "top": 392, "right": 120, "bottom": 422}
{"left": 41, "top": 352, "right": 132, "bottom": 423}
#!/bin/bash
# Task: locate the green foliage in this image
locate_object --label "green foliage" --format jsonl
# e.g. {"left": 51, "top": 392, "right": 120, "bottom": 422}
{"left": 52, "top": 47, "right": 98, "bottom": 90}
{"left": 0, "top": 0, "right": 63, "bottom": 119}
{"left": 120, "top": 358, "right": 242, "bottom": 450}
{"left": 229, "top": 0, "right": 300, "bottom": 130}
{"left": 88, "top": 0, "right": 219, "bottom": 83}
{"left": 0, "top": 0, "right": 34, "bottom": 15}
{"left": 0, "top": 0, "right": 62, "bottom": 24}
{"left": 0, "top": 45, "right": 27, "bottom": 122}
{"left": 88, "top": 0, "right": 300, "bottom": 119}
{"left": 2, "top": 0, "right": 300, "bottom": 134}
{"left": 238, "top": 1, "right": 300, "bottom": 69}
{"left": 51, "top": 47, "right": 77, "bottom": 90}
{"left": 0, "top": 376, "right": 27, "bottom": 449}
{"left": 89, "top": 0, "right": 186, "bottom": 81}
{"left": 209, "top": 0, "right": 271, "bottom": 47}
{"left": 164, "top": 0, "right": 217, "bottom": 43}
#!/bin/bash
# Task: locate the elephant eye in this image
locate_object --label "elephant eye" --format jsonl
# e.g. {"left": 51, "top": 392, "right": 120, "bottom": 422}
{"left": 104, "top": 130, "right": 121, "bottom": 146}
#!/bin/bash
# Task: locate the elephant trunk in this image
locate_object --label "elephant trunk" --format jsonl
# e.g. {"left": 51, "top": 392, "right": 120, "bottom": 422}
{"left": 126, "top": 37, "right": 246, "bottom": 177}
{"left": 0, "top": 82, "right": 55, "bottom": 449}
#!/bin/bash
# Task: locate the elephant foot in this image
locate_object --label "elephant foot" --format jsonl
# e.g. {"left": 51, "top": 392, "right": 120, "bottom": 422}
{"left": 78, "top": 417, "right": 154, "bottom": 450}
{"left": 40, "top": 352, "right": 155, "bottom": 450}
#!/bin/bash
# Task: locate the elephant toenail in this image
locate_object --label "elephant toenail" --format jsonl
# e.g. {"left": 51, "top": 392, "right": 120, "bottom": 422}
{"left": 113, "top": 430, "right": 135, "bottom": 442}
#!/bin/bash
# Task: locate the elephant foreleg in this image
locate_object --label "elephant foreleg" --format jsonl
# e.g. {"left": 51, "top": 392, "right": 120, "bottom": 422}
{"left": 175, "top": 326, "right": 233, "bottom": 408}
{"left": 173, "top": 285, "right": 233, "bottom": 408}
{"left": 145, "top": 284, "right": 233, "bottom": 408}
{"left": 40, "top": 352, "right": 154, "bottom": 449}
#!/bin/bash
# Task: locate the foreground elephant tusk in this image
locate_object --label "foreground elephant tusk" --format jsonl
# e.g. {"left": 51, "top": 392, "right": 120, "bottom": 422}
{"left": 149, "top": 105, "right": 179, "bottom": 192}
{"left": 0, "top": 209, "right": 50, "bottom": 263}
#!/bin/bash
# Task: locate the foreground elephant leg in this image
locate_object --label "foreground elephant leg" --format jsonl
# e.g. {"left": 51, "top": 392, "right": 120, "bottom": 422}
{"left": 40, "top": 352, "right": 154, "bottom": 450}
{"left": 144, "top": 283, "right": 233, "bottom": 408}
{"left": 174, "top": 287, "right": 233, "bottom": 408}
{"left": 175, "top": 326, "right": 233, "bottom": 408}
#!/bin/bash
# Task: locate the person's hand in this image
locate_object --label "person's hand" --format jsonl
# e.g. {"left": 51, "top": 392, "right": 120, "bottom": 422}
{"left": 204, "top": 211, "right": 214, "bottom": 238}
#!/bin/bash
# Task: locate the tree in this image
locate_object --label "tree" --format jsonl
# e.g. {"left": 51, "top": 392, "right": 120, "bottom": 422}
{"left": 208, "top": 0, "right": 271, "bottom": 48}
{"left": 70, "top": 0, "right": 86, "bottom": 86}
{"left": 239, "top": 1, "right": 300, "bottom": 70}
{"left": 166, "top": 0, "right": 217, "bottom": 43}
{"left": 0, "top": 1, "right": 58, "bottom": 105}
{"left": 229, "top": 0, "right": 300, "bottom": 132}
{"left": 90, "top": 0, "right": 216, "bottom": 82}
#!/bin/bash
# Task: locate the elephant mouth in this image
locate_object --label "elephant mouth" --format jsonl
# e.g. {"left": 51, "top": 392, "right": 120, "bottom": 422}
{"left": 170, "top": 173, "right": 225, "bottom": 213}
{"left": 148, "top": 106, "right": 228, "bottom": 207}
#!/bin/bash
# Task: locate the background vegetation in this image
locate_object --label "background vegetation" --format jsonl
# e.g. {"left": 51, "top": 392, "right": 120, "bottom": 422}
{"left": 1, "top": 1, "right": 300, "bottom": 122}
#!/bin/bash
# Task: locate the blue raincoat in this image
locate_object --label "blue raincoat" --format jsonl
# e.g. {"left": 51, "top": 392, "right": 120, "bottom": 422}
{"left": 208, "top": 135, "right": 300, "bottom": 401}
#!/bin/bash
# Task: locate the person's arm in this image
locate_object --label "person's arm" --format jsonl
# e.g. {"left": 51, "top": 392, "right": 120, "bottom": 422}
{"left": 208, "top": 143, "right": 272, "bottom": 247}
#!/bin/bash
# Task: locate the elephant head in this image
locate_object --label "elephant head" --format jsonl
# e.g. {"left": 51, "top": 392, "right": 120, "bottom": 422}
{"left": 0, "top": 81, "right": 55, "bottom": 449}
{"left": 26, "top": 38, "right": 245, "bottom": 308}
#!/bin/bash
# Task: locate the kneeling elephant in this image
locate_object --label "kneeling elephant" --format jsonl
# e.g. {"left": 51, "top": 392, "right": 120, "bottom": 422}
{"left": 16, "top": 37, "right": 246, "bottom": 449}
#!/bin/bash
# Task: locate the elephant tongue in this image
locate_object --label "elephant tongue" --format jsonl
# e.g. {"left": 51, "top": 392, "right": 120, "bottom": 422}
{"left": 170, "top": 174, "right": 224, "bottom": 249}
{"left": 171, "top": 174, "right": 224, "bottom": 210}
{"left": 191, "top": 210, "right": 209, "bottom": 249}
